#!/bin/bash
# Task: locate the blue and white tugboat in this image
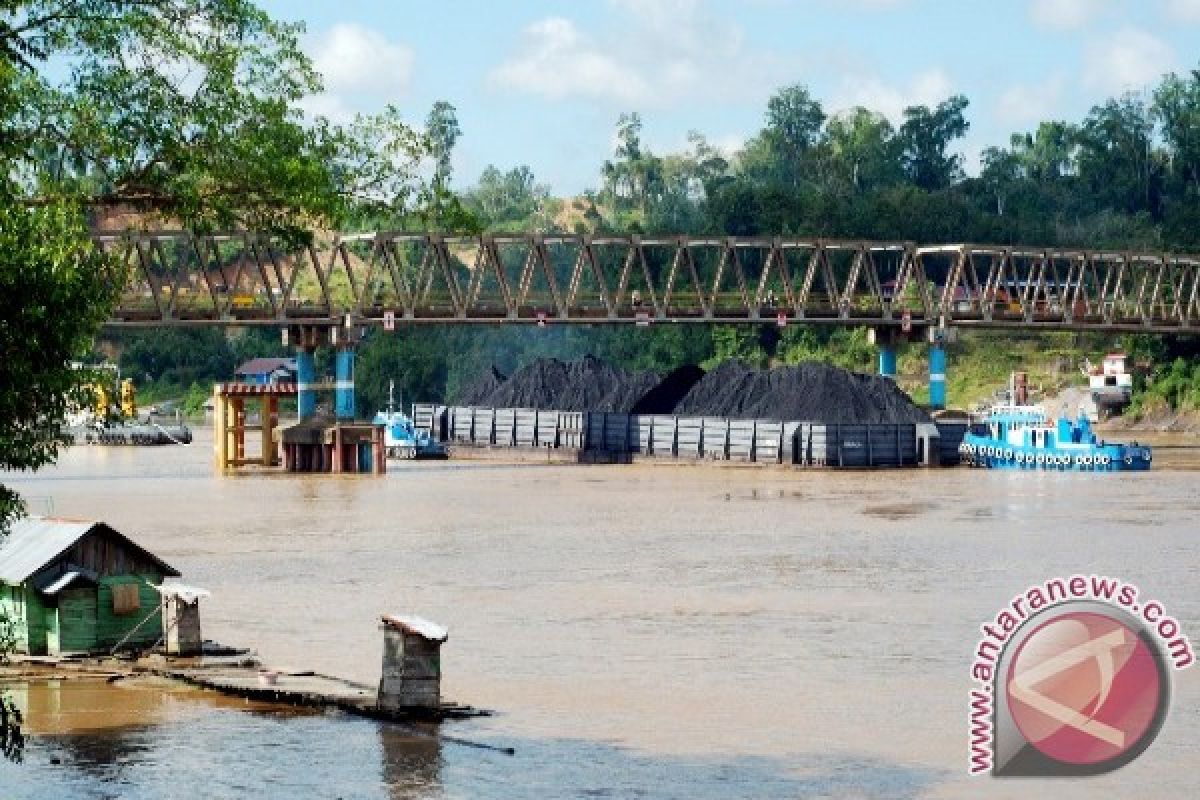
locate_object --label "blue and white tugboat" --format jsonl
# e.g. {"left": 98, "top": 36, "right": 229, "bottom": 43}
{"left": 372, "top": 381, "right": 447, "bottom": 460}
{"left": 959, "top": 404, "right": 1151, "bottom": 471}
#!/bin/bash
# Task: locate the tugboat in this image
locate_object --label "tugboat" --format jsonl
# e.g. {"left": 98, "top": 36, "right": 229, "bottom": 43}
{"left": 372, "top": 382, "right": 447, "bottom": 460}
{"left": 959, "top": 404, "right": 1151, "bottom": 471}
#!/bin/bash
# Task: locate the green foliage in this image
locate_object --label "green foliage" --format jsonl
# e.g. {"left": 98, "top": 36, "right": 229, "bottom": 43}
{"left": 1130, "top": 357, "right": 1200, "bottom": 415}
{"left": 0, "top": 190, "right": 124, "bottom": 531}
{"left": 0, "top": 609, "right": 15, "bottom": 662}
{"left": 898, "top": 95, "right": 970, "bottom": 191}
{"left": 356, "top": 329, "right": 450, "bottom": 414}
{"left": 778, "top": 328, "right": 875, "bottom": 372}
{"left": 116, "top": 328, "right": 235, "bottom": 386}
{"left": 763, "top": 84, "right": 826, "bottom": 188}
{"left": 705, "top": 327, "right": 769, "bottom": 369}
{"left": 463, "top": 165, "right": 551, "bottom": 229}
{"left": 4, "top": 2, "right": 427, "bottom": 233}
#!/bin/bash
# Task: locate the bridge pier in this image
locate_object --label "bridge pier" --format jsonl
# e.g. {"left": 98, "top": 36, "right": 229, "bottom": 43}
{"left": 277, "top": 318, "right": 383, "bottom": 475}
{"left": 335, "top": 346, "right": 356, "bottom": 420}
{"left": 929, "top": 345, "right": 946, "bottom": 410}
{"left": 868, "top": 328, "right": 901, "bottom": 379}
{"left": 294, "top": 326, "right": 324, "bottom": 420}
{"left": 927, "top": 327, "right": 955, "bottom": 411}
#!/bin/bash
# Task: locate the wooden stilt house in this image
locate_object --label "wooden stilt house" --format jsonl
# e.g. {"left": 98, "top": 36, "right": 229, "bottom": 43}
{"left": 0, "top": 517, "right": 180, "bottom": 656}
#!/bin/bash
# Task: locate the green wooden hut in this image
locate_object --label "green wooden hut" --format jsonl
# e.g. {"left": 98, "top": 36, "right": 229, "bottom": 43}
{"left": 0, "top": 516, "right": 180, "bottom": 656}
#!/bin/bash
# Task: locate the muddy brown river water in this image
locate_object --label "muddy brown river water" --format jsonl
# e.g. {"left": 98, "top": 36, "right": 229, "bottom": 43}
{"left": 1, "top": 428, "right": 1198, "bottom": 798}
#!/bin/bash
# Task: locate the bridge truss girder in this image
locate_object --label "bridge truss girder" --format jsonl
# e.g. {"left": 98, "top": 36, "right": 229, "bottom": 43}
{"left": 95, "top": 232, "right": 1200, "bottom": 333}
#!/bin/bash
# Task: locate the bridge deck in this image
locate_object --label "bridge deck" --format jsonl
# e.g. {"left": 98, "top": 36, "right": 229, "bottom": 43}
{"left": 95, "top": 232, "right": 1200, "bottom": 333}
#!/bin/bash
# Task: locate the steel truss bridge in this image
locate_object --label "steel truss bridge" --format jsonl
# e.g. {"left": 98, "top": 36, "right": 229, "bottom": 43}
{"left": 95, "top": 231, "right": 1200, "bottom": 333}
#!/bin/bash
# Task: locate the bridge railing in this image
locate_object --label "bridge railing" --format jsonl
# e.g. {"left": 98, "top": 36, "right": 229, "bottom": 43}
{"left": 94, "top": 231, "right": 1200, "bottom": 332}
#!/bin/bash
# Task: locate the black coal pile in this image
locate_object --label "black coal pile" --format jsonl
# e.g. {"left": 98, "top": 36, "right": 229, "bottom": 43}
{"left": 471, "top": 355, "right": 662, "bottom": 412}
{"left": 630, "top": 365, "right": 706, "bottom": 415}
{"left": 457, "top": 356, "right": 929, "bottom": 424}
{"left": 673, "top": 360, "right": 931, "bottom": 424}
{"left": 457, "top": 366, "right": 507, "bottom": 406}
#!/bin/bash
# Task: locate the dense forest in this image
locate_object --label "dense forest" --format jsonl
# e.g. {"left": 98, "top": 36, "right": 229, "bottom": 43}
{"left": 112, "top": 73, "right": 1200, "bottom": 415}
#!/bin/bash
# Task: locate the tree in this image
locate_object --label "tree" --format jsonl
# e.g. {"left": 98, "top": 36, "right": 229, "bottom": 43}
{"left": 1014, "top": 121, "right": 1077, "bottom": 183}
{"left": 898, "top": 95, "right": 970, "bottom": 191}
{"left": 763, "top": 84, "right": 826, "bottom": 188}
{"left": 980, "top": 146, "right": 1022, "bottom": 216}
{"left": 0, "top": 188, "right": 122, "bottom": 531}
{"left": 1154, "top": 70, "right": 1200, "bottom": 208}
{"left": 1075, "top": 94, "right": 1162, "bottom": 217}
{"left": 602, "top": 112, "right": 662, "bottom": 218}
{"left": 824, "top": 107, "right": 901, "bottom": 193}
{"left": 2, "top": 1, "right": 426, "bottom": 235}
{"left": 464, "top": 164, "right": 550, "bottom": 228}
{"left": 422, "top": 101, "right": 470, "bottom": 229}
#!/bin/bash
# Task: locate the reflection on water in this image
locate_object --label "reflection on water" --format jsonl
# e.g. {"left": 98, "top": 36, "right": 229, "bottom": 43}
{"left": 0, "top": 680, "right": 944, "bottom": 800}
{"left": 1, "top": 428, "right": 1198, "bottom": 798}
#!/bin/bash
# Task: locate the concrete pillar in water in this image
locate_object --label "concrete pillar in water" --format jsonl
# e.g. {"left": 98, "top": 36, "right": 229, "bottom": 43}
{"left": 297, "top": 348, "right": 317, "bottom": 420}
{"left": 335, "top": 347, "right": 356, "bottom": 420}
{"left": 868, "top": 328, "right": 899, "bottom": 379}
{"left": 929, "top": 344, "right": 947, "bottom": 410}
{"left": 878, "top": 345, "right": 898, "bottom": 379}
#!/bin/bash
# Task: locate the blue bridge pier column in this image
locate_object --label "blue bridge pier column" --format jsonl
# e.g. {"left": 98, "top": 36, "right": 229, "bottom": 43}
{"left": 927, "top": 326, "right": 955, "bottom": 411}
{"left": 296, "top": 348, "right": 318, "bottom": 420}
{"left": 879, "top": 344, "right": 898, "bottom": 379}
{"left": 868, "top": 328, "right": 900, "bottom": 379}
{"left": 334, "top": 346, "right": 356, "bottom": 420}
{"left": 292, "top": 325, "right": 325, "bottom": 420}
{"left": 929, "top": 345, "right": 946, "bottom": 410}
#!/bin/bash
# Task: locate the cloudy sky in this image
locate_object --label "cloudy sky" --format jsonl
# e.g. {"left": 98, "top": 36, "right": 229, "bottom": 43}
{"left": 261, "top": 0, "right": 1200, "bottom": 194}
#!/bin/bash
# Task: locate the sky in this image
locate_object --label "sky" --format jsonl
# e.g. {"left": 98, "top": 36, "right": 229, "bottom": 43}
{"left": 260, "top": 0, "right": 1200, "bottom": 195}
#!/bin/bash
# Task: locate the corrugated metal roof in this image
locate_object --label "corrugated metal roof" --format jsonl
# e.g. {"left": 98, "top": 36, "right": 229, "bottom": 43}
{"left": 0, "top": 517, "right": 97, "bottom": 584}
{"left": 381, "top": 614, "right": 448, "bottom": 642}
{"left": 152, "top": 582, "right": 210, "bottom": 604}
{"left": 235, "top": 357, "right": 297, "bottom": 376}
{"left": 0, "top": 516, "right": 179, "bottom": 584}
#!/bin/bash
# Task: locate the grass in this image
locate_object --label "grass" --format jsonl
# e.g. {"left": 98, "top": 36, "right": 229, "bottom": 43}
{"left": 894, "top": 331, "right": 1119, "bottom": 409}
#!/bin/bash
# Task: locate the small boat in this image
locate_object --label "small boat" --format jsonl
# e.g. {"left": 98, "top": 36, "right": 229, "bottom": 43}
{"left": 1086, "top": 351, "right": 1134, "bottom": 419}
{"left": 372, "top": 382, "right": 447, "bottom": 460}
{"left": 959, "top": 404, "right": 1151, "bottom": 472}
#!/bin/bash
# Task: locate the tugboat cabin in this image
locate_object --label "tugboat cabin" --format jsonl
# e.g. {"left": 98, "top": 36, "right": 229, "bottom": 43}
{"left": 977, "top": 405, "right": 1096, "bottom": 449}
{"left": 0, "top": 516, "right": 179, "bottom": 655}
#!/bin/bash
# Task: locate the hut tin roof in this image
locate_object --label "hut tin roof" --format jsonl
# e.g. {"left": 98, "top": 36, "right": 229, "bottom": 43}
{"left": 381, "top": 615, "right": 448, "bottom": 642}
{"left": 235, "top": 357, "right": 297, "bottom": 377}
{"left": 0, "top": 516, "right": 180, "bottom": 584}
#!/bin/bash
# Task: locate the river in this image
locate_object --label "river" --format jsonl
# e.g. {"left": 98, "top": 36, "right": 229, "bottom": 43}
{"left": 1, "top": 428, "right": 1197, "bottom": 798}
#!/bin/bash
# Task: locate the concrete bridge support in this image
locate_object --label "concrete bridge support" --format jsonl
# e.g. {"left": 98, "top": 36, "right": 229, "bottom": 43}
{"left": 293, "top": 325, "right": 325, "bottom": 420}
{"left": 335, "top": 347, "right": 356, "bottom": 420}
{"left": 929, "top": 345, "right": 947, "bottom": 410}
{"left": 869, "top": 328, "right": 901, "bottom": 380}
{"left": 879, "top": 345, "right": 898, "bottom": 380}
{"left": 297, "top": 349, "right": 317, "bottom": 419}
{"left": 927, "top": 327, "right": 955, "bottom": 411}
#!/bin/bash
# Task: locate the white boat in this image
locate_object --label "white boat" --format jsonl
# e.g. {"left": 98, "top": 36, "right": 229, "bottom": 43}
{"left": 1087, "top": 352, "right": 1133, "bottom": 418}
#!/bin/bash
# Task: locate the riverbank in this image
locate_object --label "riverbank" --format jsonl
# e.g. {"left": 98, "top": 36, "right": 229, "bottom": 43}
{"left": 1102, "top": 406, "right": 1200, "bottom": 433}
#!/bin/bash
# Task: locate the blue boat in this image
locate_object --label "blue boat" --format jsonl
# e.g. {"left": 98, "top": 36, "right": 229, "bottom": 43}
{"left": 372, "top": 382, "right": 447, "bottom": 460}
{"left": 959, "top": 405, "right": 1152, "bottom": 471}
